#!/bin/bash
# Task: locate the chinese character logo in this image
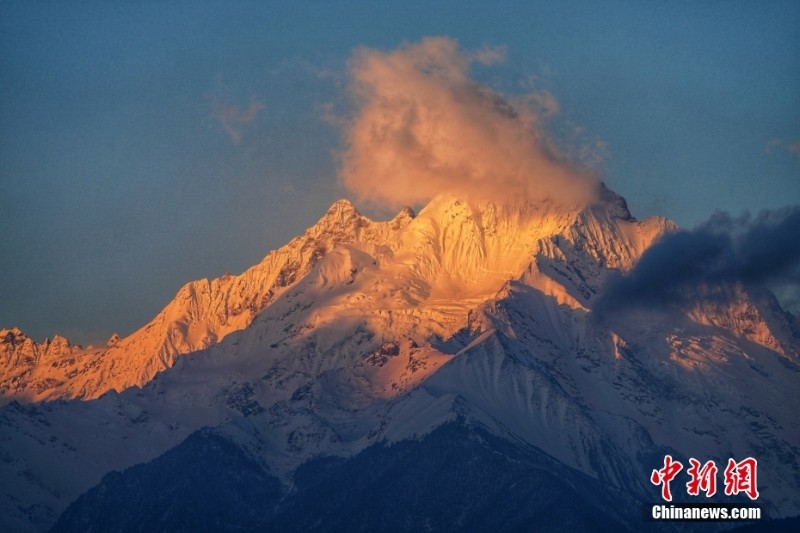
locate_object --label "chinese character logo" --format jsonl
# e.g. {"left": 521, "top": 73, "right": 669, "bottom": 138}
{"left": 686, "top": 458, "right": 718, "bottom": 497}
{"left": 724, "top": 457, "right": 759, "bottom": 500}
{"left": 651, "top": 456, "right": 758, "bottom": 501}
{"left": 651, "top": 455, "right": 683, "bottom": 502}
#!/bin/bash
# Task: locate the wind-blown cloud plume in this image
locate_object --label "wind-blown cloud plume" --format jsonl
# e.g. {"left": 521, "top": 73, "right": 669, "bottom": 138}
{"left": 338, "top": 37, "right": 597, "bottom": 209}
{"left": 594, "top": 207, "right": 800, "bottom": 316}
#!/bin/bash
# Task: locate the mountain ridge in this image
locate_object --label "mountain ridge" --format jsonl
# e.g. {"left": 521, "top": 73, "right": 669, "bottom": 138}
{"left": 1, "top": 190, "right": 798, "bottom": 532}
{"left": 0, "top": 199, "right": 414, "bottom": 403}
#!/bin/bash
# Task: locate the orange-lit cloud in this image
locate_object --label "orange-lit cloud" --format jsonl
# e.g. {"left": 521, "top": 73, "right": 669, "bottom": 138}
{"left": 213, "top": 97, "right": 265, "bottom": 143}
{"left": 338, "top": 37, "right": 598, "bottom": 209}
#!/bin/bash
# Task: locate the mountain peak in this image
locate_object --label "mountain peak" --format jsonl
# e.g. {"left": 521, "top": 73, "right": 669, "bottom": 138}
{"left": 106, "top": 332, "right": 121, "bottom": 347}
{"left": 312, "top": 199, "right": 367, "bottom": 234}
{"left": 394, "top": 206, "right": 416, "bottom": 220}
{"left": 1, "top": 327, "right": 27, "bottom": 346}
{"left": 596, "top": 182, "right": 634, "bottom": 221}
{"left": 325, "top": 198, "right": 359, "bottom": 216}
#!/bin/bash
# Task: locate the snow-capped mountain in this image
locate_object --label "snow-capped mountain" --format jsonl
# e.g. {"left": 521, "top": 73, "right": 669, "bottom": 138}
{"left": 0, "top": 199, "right": 413, "bottom": 403}
{"left": 1, "top": 189, "right": 798, "bottom": 531}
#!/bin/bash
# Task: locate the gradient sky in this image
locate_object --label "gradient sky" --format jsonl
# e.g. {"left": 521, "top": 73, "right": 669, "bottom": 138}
{"left": 2, "top": 1, "right": 799, "bottom": 345}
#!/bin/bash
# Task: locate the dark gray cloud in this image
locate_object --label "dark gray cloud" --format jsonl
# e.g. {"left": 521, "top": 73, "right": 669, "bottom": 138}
{"left": 593, "top": 207, "right": 800, "bottom": 317}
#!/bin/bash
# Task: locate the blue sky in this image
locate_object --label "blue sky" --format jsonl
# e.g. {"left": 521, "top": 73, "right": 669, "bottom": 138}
{"left": 2, "top": 1, "right": 798, "bottom": 345}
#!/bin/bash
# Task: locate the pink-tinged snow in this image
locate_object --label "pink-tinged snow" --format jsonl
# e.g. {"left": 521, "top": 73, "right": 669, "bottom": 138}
{"left": 2, "top": 192, "right": 798, "bottom": 532}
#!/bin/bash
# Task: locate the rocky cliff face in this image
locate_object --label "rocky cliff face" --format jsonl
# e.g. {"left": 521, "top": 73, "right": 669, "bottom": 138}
{"left": 1, "top": 329, "right": 83, "bottom": 396}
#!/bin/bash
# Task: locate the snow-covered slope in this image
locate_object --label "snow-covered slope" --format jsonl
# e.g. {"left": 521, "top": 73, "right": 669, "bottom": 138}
{"left": 0, "top": 329, "right": 83, "bottom": 397}
{"left": 1, "top": 191, "right": 798, "bottom": 532}
{"left": 0, "top": 200, "right": 413, "bottom": 403}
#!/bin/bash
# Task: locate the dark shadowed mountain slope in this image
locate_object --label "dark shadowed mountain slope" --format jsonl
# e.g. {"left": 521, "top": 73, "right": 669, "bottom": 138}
{"left": 53, "top": 421, "right": 642, "bottom": 533}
